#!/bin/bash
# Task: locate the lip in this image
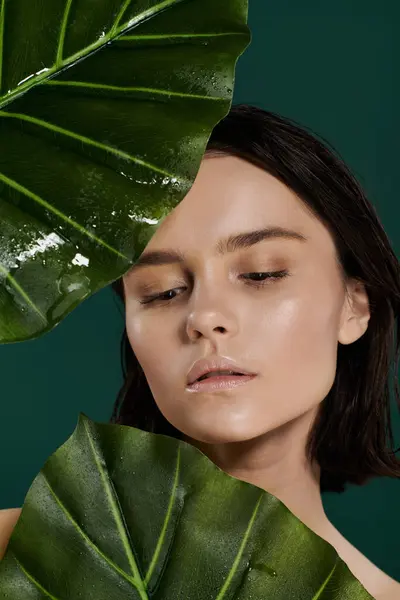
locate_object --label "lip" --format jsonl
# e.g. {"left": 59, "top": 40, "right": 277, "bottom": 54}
{"left": 186, "top": 373, "right": 257, "bottom": 393}
{"left": 187, "top": 355, "right": 257, "bottom": 386}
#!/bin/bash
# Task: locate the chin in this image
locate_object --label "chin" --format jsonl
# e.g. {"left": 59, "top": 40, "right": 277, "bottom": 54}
{"left": 176, "top": 415, "right": 271, "bottom": 446}
{"left": 158, "top": 394, "right": 301, "bottom": 446}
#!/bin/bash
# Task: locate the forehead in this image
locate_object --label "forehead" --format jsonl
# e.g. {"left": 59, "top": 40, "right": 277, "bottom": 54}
{"left": 144, "top": 155, "right": 326, "bottom": 254}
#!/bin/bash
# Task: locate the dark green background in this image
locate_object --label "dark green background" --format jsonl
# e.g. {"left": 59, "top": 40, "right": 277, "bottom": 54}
{"left": 1, "top": 0, "right": 399, "bottom": 581}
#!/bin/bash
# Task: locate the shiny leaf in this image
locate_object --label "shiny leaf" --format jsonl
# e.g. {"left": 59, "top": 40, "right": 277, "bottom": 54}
{"left": 0, "top": 414, "right": 374, "bottom": 599}
{"left": 0, "top": 0, "right": 250, "bottom": 343}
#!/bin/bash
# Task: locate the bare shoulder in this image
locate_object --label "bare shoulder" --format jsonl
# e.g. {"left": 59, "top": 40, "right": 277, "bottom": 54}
{"left": 372, "top": 572, "right": 400, "bottom": 600}
{"left": 0, "top": 508, "right": 22, "bottom": 560}
{"left": 372, "top": 575, "right": 400, "bottom": 600}
{"left": 328, "top": 525, "right": 400, "bottom": 599}
{"left": 0, "top": 507, "right": 22, "bottom": 530}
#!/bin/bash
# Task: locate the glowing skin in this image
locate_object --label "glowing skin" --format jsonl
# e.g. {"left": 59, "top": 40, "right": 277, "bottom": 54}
{"left": 122, "top": 155, "right": 383, "bottom": 587}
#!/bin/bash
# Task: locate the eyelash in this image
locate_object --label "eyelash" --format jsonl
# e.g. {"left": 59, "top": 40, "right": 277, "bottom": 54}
{"left": 139, "top": 270, "right": 289, "bottom": 306}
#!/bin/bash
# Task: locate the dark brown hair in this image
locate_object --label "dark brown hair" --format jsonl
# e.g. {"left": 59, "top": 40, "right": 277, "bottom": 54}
{"left": 110, "top": 104, "right": 400, "bottom": 494}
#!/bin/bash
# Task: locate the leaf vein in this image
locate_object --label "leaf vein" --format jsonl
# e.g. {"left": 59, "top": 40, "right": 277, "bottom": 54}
{"left": 41, "top": 471, "right": 145, "bottom": 591}
{"left": 144, "top": 446, "right": 181, "bottom": 586}
{"left": 119, "top": 32, "right": 245, "bottom": 40}
{"left": 111, "top": 0, "right": 133, "bottom": 35}
{"left": 0, "top": 0, "right": 183, "bottom": 109}
{"left": 56, "top": 0, "right": 74, "bottom": 66}
{"left": 0, "top": 0, "right": 5, "bottom": 92}
{"left": 0, "top": 110, "right": 187, "bottom": 184}
{"left": 13, "top": 556, "right": 59, "bottom": 599}
{"left": 43, "top": 80, "right": 225, "bottom": 101}
{"left": 0, "top": 170, "right": 129, "bottom": 260}
{"left": 116, "top": 0, "right": 182, "bottom": 36}
{"left": 0, "top": 261, "right": 46, "bottom": 322}
{"left": 215, "top": 492, "right": 264, "bottom": 600}
{"left": 81, "top": 418, "right": 148, "bottom": 598}
{"left": 311, "top": 559, "right": 340, "bottom": 600}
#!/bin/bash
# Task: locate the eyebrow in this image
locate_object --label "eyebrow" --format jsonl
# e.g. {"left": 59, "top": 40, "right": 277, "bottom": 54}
{"left": 129, "top": 226, "right": 308, "bottom": 274}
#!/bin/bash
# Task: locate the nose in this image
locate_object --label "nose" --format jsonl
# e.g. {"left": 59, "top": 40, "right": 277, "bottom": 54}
{"left": 185, "top": 288, "right": 238, "bottom": 342}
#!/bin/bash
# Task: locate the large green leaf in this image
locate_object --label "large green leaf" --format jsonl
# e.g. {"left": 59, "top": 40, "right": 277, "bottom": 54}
{"left": 0, "top": 0, "right": 250, "bottom": 344}
{"left": 0, "top": 414, "right": 374, "bottom": 599}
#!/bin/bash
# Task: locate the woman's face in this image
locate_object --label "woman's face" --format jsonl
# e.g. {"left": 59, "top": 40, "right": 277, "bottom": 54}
{"left": 123, "top": 155, "right": 366, "bottom": 445}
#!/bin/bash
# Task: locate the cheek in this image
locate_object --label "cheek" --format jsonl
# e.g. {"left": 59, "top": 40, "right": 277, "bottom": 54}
{"left": 125, "top": 317, "right": 152, "bottom": 365}
{"left": 263, "top": 266, "right": 342, "bottom": 350}
{"left": 254, "top": 286, "right": 342, "bottom": 403}
{"left": 266, "top": 296, "right": 338, "bottom": 355}
{"left": 125, "top": 306, "right": 177, "bottom": 391}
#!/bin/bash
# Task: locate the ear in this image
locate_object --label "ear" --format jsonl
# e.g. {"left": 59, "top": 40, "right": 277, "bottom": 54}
{"left": 338, "top": 278, "right": 371, "bottom": 345}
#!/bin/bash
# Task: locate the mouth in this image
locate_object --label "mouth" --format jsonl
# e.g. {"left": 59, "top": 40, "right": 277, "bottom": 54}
{"left": 186, "top": 373, "right": 257, "bottom": 393}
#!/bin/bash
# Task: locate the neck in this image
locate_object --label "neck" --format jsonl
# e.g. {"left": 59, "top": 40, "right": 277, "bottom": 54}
{"left": 183, "top": 404, "right": 333, "bottom": 541}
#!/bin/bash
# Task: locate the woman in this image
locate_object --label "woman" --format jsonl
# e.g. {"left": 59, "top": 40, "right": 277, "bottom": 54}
{"left": 1, "top": 104, "right": 400, "bottom": 598}
{"left": 110, "top": 105, "right": 400, "bottom": 598}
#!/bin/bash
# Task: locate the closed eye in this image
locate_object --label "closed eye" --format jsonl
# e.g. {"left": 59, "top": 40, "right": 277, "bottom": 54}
{"left": 139, "top": 270, "right": 289, "bottom": 306}
{"left": 241, "top": 270, "right": 289, "bottom": 284}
